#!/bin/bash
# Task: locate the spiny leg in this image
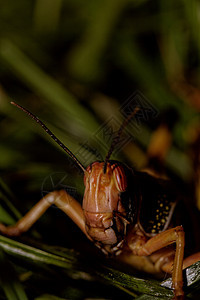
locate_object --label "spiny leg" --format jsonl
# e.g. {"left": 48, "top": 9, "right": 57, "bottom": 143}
{"left": 135, "top": 226, "right": 185, "bottom": 298}
{"left": 0, "top": 190, "right": 90, "bottom": 238}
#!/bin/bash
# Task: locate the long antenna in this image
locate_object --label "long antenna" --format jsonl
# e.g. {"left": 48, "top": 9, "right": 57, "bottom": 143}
{"left": 103, "top": 107, "right": 140, "bottom": 173}
{"left": 11, "top": 101, "right": 86, "bottom": 173}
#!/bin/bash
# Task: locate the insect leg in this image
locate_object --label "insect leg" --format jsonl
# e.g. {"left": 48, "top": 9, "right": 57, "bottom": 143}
{"left": 136, "top": 226, "right": 185, "bottom": 298}
{"left": 162, "top": 251, "right": 200, "bottom": 274}
{"left": 182, "top": 252, "right": 200, "bottom": 269}
{"left": 0, "top": 190, "right": 89, "bottom": 238}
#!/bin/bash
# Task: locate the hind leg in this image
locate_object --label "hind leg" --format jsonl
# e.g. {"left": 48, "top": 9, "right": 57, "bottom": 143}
{"left": 162, "top": 251, "right": 200, "bottom": 273}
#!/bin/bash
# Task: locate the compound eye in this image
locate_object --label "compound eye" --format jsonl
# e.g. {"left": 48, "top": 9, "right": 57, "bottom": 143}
{"left": 113, "top": 165, "right": 127, "bottom": 192}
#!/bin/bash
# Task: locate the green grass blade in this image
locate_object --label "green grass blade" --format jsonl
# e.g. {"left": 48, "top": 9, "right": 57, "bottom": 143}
{"left": 0, "top": 235, "right": 199, "bottom": 298}
{"left": 0, "top": 39, "right": 99, "bottom": 137}
{"left": 0, "top": 235, "right": 170, "bottom": 298}
{"left": 35, "top": 295, "right": 71, "bottom": 300}
{"left": 0, "top": 178, "right": 22, "bottom": 220}
{"left": 0, "top": 235, "right": 77, "bottom": 270}
{"left": 0, "top": 178, "right": 22, "bottom": 226}
{"left": 96, "top": 266, "right": 173, "bottom": 299}
{"left": 135, "top": 295, "right": 167, "bottom": 300}
{"left": 0, "top": 249, "right": 28, "bottom": 300}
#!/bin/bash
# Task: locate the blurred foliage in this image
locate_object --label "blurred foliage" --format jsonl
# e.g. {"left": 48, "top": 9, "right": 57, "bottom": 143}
{"left": 0, "top": 0, "right": 200, "bottom": 299}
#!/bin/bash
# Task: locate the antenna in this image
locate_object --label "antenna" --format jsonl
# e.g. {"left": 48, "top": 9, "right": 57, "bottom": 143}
{"left": 11, "top": 102, "right": 86, "bottom": 173}
{"left": 103, "top": 107, "right": 140, "bottom": 173}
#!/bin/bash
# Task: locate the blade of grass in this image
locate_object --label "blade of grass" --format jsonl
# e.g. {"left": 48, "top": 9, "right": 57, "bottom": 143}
{"left": 0, "top": 235, "right": 200, "bottom": 298}
{"left": 0, "top": 235, "right": 171, "bottom": 298}
{"left": 182, "top": 0, "right": 200, "bottom": 65}
{"left": 33, "top": 0, "right": 63, "bottom": 34}
{"left": 35, "top": 295, "right": 69, "bottom": 300}
{"left": 0, "top": 249, "right": 28, "bottom": 300}
{"left": 0, "top": 235, "right": 135, "bottom": 297}
{"left": 0, "top": 235, "right": 77, "bottom": 270}
{"left": 0, "top": 205, "right": 16, "bottom": 225}
{"left": 0, "top": 178, "right": 22, "bottom": 221}
{"left": 0, "top": 39, "right": 99, "bottom": 137}
{"left": 68, "top": 0, "right": 130, "bottom": 82}
{"left": 135, "top": 295, "right": 167, "bottom": 300}
{"left": 97, "top": 266, "right": 173, "bottom": 299}
{"left": 116, "top": 36, "right": 197, "bottom": 129}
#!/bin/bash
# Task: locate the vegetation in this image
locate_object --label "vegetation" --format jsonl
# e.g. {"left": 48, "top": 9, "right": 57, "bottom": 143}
{"left": 0, "top": 1, "right": 200, "bottom": 299}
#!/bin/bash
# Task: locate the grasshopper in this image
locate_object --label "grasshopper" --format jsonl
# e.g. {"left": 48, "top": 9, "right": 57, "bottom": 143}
{"left": 0, "top": 102, "right": 200, "bottom": 299}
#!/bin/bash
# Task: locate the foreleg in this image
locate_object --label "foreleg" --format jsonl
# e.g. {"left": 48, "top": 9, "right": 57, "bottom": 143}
{"left": 133, "top": 226, "right": 185, "bottom": 298}
{"left": 0, "top": 190, "right": 89, "bottom": 238}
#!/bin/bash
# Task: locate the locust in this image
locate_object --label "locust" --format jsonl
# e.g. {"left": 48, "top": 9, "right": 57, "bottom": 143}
{"left": 0, "top": 102, "right": 200, "bottom": 300}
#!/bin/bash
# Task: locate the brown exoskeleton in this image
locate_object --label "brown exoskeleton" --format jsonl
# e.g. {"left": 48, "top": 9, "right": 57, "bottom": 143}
{"left": 0, "top": 102, "right": 200, "bottom": 299}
